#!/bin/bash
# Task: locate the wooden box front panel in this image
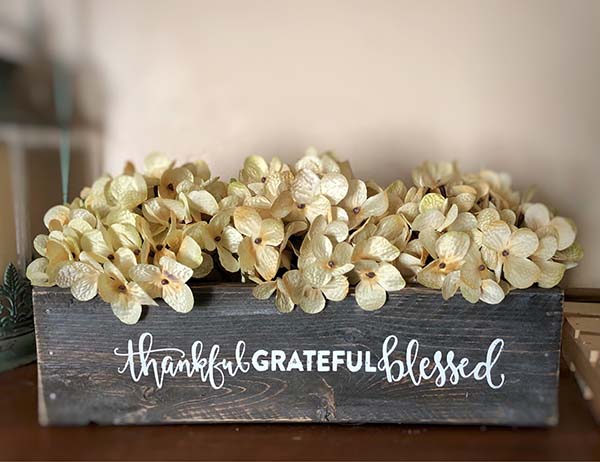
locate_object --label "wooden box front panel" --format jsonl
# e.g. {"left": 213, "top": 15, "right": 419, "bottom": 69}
{"left": 33, "top": 285, "right": 563, "bottom": 426}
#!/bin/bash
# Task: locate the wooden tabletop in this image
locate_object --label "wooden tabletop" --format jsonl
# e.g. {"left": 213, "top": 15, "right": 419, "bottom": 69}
{"left": 1, "top": 363, "right": 599, "bottom": 461}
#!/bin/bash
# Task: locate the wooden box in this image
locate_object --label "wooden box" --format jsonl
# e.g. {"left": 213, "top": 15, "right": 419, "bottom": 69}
{"left": 33, "top": 284, "right": 563, "bottom": 426}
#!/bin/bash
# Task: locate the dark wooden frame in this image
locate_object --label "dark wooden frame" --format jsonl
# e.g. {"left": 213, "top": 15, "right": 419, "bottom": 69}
{"left": 33, "top": 284, "right": 563, "bottom": 426}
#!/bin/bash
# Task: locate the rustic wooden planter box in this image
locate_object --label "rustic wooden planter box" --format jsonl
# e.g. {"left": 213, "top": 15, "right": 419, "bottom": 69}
{"left": 33, "top": 284, "right": 563, "bottom": 426}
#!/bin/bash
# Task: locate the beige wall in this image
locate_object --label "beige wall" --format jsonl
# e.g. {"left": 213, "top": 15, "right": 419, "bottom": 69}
{"left": 3, "top": 0, "right": 600, "bottom": 287}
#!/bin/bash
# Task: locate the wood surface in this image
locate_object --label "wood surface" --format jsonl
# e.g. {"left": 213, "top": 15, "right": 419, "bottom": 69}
{"left": 33, "top": 284, "right": 563, "bottom": 426}
{"left": 562, "top": 301, "right": 600, "bottom": 423}
{"left": 2, "top": 363, "right": 600, "bottom": 461}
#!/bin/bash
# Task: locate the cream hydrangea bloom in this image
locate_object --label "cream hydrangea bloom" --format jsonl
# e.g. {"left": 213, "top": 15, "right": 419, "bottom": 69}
{"left": 481, "top": 221, "right": 540, "bottom": 289}
{"left": 353, "top": 260, "right": 405, "bottom": 311}
{"left": 27, "top": 151, "right": 583, "bottom": 321}
{"left": 234, "top": 206, "right": 284, "bottom": 280}
{"left": 130, "top": 257, "right": 195, "bottom": 313}
{"left": 98, "top": 262, "right": 157, "bottom": 324}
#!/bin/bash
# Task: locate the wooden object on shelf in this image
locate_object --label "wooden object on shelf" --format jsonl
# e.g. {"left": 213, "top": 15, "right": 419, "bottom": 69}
{"left": 33, "top": 284, "right": 563, "bottom": 427}
{"left": 562, "top": 301, "right": 600, "bottom": 423}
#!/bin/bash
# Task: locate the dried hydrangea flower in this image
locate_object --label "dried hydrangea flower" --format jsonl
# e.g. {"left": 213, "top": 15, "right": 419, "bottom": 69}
{"left": 27, "top": 150, "right": 583, "bottom": 321}
{"left": 481, "top": 221, "right": 540, "bottom": 289}
{"left": 130, "top": 257, "right": 194, "bottom": 313}
{"left": 417, "top": 231, "right": 471, "bottom": 290}
{"left": 234, "top": 206, "right": 284, "bottom": 280}
{"left": 186, "top": 213, "right": 242, "bottom": 273}
{"left": 341, "top": 179, "right": 388, "bottom": 229}
{"left": 98, "top": 261, "right": 157, "bottom": 324}
{"left": 300, "top": 234, "right": 354, "bottom": 287}
{"left": 56, "top": 252, "right": 103, "bottom": 301}
{"left": 353, "top": 260, "right": 405, "bottom": 311}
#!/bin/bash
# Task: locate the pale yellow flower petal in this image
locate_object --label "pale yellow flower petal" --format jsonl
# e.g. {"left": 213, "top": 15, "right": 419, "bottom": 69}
{"left": 448, "top": 212, "right": 477, "bottom": 232}
{"left": 355, "top": 279, "right": 386, "bottom": 311}
{"left": 253, "top": 281, "right": 277, "bottom": 300}
{"left": 111, "top": 300, "right": 142, "bottom": 325}
{"left": 376, "top": 262, "right": 405, "bottom": 292}
{"left": 33, "top": 234, "right": 48, "bottom": 257}
{"left": 160, "top": 168, "right": 194, "bottom": 198}
{"left": 509, "top": 229, "right": 539, "bottom": 258}
{"left": 460, "top": 282, "right": 481, "bottom": 304}
{"left": 504, "top": 256, "right": 540, "bottom": 289}
{"left": 240, "top": 155, "right": 269, "bottom": 183}
{"left": 412, "top": 209, "right": 445, "bottom": 232}
{"left": 354, "top": 236, "right": 400, "bottom": 262}
{"left": 303, "top": 264, "right": 332, "bottom": 288}
{"left": 110, "top": 223, "right": 142, "bottom": 250}
{"left": 221, "top": 225, "right": 243, "bottom": 253}
{"left": 298, "top": 287, "right": 326, "bottom": 314}
{"left": 533, "top": 235, "right": 558, "bottom": 261}
{"left": 416, "top": 261, "right": 445, "bottom": 289}
{"left": 144, "top": 152, "right": 172, "bottom": 178}
{"left": 344, "top": 179, "right": 368, "bottom": 208}
{"left": 177, "top": 235, "right": 204, "bottom": 269}
{"left": 187, "top": 190, "right": 219, "bottom": 216}
{"left": 234, "top": 206, "right": 262, "bottom": 237}
{"left": 419, "top": 193, "right": 445, "bottom": 213}
{"left": 160, "top": 256, "right": 193, "bottom": 283}
{"left": 43, "top": 205, "right": 70, "bottom": 230}
{"left": 536, "top": 260, "right": 566, "bottom": 288}
{"left": 193, "top": 252, "right": 215, "bottom": 278}
{"left": 321, "top": 275, "right": 349, "bottom": 301}
{"left": 109, "top": 173, "right": 147, "bottom": 209}
{"left": 163, "top": 282, "right": 194, "bottom": 313}
{"left": 310, "top": 235, "right": 333, "bottom": 260}
{"left": 436, "top": 231, "right": 470, "bottom": 261}
{"left": 217, "top": 246, "right": 240, "bottom": 273}
{"left": 480, "top": 279, "right": 505, "bottom": 304}
{"left": 439, "top": 204, "right": 459, "bottom": 231}
{"left": 292, "top": 168, "right": 321, "bottom": 205}
{"left": 360, "top": 192, "right": 389, "bottom": 219}
{"left": 550, "top": 217, "right": 576, "bottom": 250}
{"left": 442, "top": 270, "right": 460, "bottom": 300}
{"left": 482, "top": 221, "right": 511, "bottom": 252}
{"left": 26, "top": 258, "right": 51, "bottom": 286}
{"left": 419, "top": 228, "right": 440, "bottom": 259}
{"left": 271, "top": 190, "right": 295, "bottom": 219}
{"left": 71, "top": 271, "right": 99, "bottom": 302}
{"left": 255, "top": 245, "right": 280, "bottom": 281}
{"left": 320, "top": 173, "right": 348, "bottom": 205}
{"left": 524, "top": 203, "right": 550, "bottom": 230}
{"left": 305, "top": 195, "right": 332, "bottom": 223}
{"left": 477, "top": 208, "right": 501, "bottom": 229}
{"left": 260, "top": 219, "right": 284, "bottom": 246}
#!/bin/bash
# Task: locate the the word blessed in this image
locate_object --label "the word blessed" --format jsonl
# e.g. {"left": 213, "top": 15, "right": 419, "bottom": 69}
{"left": 114, "top": 333, "right": 506, "bottom": 391}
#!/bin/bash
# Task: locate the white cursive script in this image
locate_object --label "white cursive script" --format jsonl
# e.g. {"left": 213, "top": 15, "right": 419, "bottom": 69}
{"left": 114, "top": 333, "right": 505, "bottom": 390}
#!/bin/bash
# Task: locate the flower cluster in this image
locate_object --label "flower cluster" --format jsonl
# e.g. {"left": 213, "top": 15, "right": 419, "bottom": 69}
{"left": 27, "top": 150, "right": 583, "bottom": 323}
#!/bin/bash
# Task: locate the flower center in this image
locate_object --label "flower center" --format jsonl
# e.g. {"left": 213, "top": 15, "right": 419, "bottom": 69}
{"left": 502, "top": 249, "right": 510, "bottom": 257}
{"left": 161, "top": 279, "right": 170, "bottom": 285}
{"left": 366, "top": 271, "right": 376, "bottom": 279}
{"left": 156, "top": 244, "right": 164, "bottom": 251}
{"left": 478, "top": 264, "right": 486, "bottom": 271}
{"left": 297, "top": 203, "right": 306, "bottom": 209}
{"left": 261, "top": 176, "right": 267, "bottom": 183}
{"left": 117, "top": 284, "right": 127, "bottom": 293}
{"left": 133, "top": 249, "right": 141, "bottom": 256}
{"left": 215, "top": 236, "right": 222, "bottom": 242}
{"left": 327, "top": 260, "right": 335, "bottom": 268}
{"left": 254, "top": 237, "right": 263, "bottom": 245}
{"left": 107, "top": 254, "right": 115, "bottom": 261}
{"left": 167, "top": 183, "right": 175, "bottom": 191}
{"left": 352, "top": 207, "right": 361, "bottom": 214}
{"left": 439, "top": 262, "right": 447, "bottom": 269}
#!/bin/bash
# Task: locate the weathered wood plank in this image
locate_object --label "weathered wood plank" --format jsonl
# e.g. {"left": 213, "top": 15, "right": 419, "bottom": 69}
{"left": 33, "top": 284, "right": 563, "bottom": 426}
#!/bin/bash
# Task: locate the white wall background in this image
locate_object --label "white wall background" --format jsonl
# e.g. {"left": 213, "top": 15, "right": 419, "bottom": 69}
{"left": 2, "top": 0, "right": 600, "bottom": 287}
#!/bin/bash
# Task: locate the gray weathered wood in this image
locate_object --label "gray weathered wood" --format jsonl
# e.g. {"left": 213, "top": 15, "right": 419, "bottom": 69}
{"left": 33, "top": 284, "right": 563, "bottom": 426}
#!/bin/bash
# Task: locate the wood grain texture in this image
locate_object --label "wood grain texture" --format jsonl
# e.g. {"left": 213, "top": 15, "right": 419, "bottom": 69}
{"left": 33, "top": 284, "right": 563, "bottom": 427}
